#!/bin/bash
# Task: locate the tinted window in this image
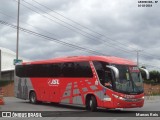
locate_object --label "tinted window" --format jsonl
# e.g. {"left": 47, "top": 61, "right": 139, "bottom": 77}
{"left": 16, "top": 65, "right": 26, "bottom": 77}
{"left": 74, "top": 62, "right": 93, "bottom": 77}
{"left": 53, "top": 64, "right": 61, "bottom": 77}
{"left": 16, "top": 61, "right": 93, "bottom": 78}
{"left": 93, "top": 61, "right": 113, "bottom": 89}
{"left": 61, "top": 62, "right": 75, "bottom": 77}
{"left": 60, "top": 62, "right": 93, "bottom": 77}
{"left": 16, "top": 64, "right": 54, "bottom": 77}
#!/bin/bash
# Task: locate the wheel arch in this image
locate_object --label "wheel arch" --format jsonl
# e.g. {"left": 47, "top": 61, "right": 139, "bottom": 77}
{"left": 85, "top": 93, "right": 102, "bottom": 107}
{"left": 85, "top": 93, "right": 97, "bottom": 104}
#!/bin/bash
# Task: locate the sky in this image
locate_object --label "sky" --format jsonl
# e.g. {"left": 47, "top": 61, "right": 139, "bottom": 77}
{"left": 0, "top": 0, "right": 160, "bottom": 70}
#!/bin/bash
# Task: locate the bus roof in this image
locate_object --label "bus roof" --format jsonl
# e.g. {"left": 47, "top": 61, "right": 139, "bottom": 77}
{"left": 23, "top": 56, "right": 136, "bottom": 66}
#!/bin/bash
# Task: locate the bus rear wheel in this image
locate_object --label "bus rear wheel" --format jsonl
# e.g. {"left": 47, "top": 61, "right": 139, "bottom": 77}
{"left": 86, "top": 96, "right": 97, "bottom": 112}
{"left": 29, "top": 91, "right": 38, "bottom": 104}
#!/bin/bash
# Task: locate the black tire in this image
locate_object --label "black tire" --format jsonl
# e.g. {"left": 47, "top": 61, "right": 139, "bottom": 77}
{"left": 29, "top": 91, "right": 38, "bottom": 104}
{"left": 86, "top": 96, "right": 97, "bottom": 112}
{"left": 86, "top": 99, "right": 90, "bottom": 110}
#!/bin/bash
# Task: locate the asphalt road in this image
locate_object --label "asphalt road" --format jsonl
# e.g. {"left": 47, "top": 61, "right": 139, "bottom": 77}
{"left": 0, "top": 96, "right": 160, "bottom": 120}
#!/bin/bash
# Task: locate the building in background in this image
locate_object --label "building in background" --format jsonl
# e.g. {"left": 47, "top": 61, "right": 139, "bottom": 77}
{"left": 0, "top": 47, "right": 29, "bottom": 81}
{"left": 0, "top": 47, "right": 29, "bottom": 96}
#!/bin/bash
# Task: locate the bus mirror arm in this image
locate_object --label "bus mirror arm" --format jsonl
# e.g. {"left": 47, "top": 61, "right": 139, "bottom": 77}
{"left": 106, "top": 65, "right": 119, "bottom": 79}
{"left": 139, "top": 68, "right": 150, "bottom": 80}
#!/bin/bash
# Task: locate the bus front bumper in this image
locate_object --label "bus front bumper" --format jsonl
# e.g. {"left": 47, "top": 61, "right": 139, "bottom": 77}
{"left": 112, "top": 95, "right": 144, "bottom": 108}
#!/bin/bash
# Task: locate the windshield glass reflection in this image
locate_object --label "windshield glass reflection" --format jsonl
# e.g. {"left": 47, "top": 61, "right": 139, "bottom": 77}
{"left": 113, "top": 65, "right": 143, "bottom": 94}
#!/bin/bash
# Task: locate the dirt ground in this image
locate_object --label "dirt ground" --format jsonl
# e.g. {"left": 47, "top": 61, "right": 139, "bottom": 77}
{"left": 143, "top": 83, "right": 160, "bottom": 95}
{"left": 1, "top": 82, "right": 14, "bottom": 97}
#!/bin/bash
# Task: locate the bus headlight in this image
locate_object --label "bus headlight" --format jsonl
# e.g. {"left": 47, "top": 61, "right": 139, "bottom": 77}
{"left": 112, "top": 94, "right": 126, "bottom": 101}
{"left": 112, "top": 94, "right": 119, "bottom": 98}
{"left": 113, "top": 94, "right": 144, "bottom": 102}
{"left": 119, "top": 97, "right": 125, "bottom": 100}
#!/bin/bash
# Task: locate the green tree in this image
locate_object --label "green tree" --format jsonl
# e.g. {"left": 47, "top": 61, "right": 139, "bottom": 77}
{"left": 140, "top": 66, "right": 160, "bottom": 84}
{"left": 149, "top": 70, "right": 160, "bottom": 84}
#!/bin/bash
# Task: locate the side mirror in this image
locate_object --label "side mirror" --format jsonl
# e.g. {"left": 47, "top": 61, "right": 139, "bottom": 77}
{"left": 106, "top": 65, "right": 119, "bottom": 79}
{"left": 139, "top": 68, "right": 150, "bottom": 79}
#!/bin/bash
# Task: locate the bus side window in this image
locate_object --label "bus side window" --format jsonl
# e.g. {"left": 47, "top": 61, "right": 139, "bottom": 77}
{"left": 93, "top": 61, "right": 112, "bottom": 88}
{"left": 53, "top": 63, "right": 61, "bottom": 77}
{"left": 93, "top": 61, "right": 105, "bottom": 85}
{"left": 74, "top": 62, "right": 93, "bottom": 78}
{"left": 16, "top": 65, "right": 26, "bottom": 77}
{"left": 61, "top": 62, "right": 75, "bottom": 77}
{"left": 104, "top": 68, "right": 113, "bottom": 88}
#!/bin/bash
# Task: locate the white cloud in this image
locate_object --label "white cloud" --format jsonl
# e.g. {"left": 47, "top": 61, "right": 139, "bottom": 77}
{"left": 0, "top": 0, "right": 160, "bottom": 70}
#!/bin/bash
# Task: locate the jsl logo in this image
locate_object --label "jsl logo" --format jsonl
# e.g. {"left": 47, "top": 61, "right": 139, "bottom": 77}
{"left": 48, "top": 79, "right": 59, "bottom": 86}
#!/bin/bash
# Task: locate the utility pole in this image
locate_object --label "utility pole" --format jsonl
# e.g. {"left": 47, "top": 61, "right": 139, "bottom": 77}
{"left": 135, "top": 50, "right": 143, "bottom": 67}
{"left": 16, "top": 0, "right": 20, "bottom": 60}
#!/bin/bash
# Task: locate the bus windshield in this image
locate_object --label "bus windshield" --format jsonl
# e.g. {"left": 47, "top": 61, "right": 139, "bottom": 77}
{"left": 93, "top": 61, "right": 143, "bottom": 94}
{"left": 113, "top": 65, "right": 143, "bottom": 94}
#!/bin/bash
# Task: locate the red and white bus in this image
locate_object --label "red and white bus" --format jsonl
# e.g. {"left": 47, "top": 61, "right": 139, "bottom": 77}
{"left": 14, "top": 56, "right": 149, "bottom": 111}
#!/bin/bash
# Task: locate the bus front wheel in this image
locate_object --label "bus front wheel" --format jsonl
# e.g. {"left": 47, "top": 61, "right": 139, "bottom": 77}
{"left": 86, "top": 96, "right": 97, "bottom": 112}
{"left": 29, "top": 91, "right": 37, "bottom": 104}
